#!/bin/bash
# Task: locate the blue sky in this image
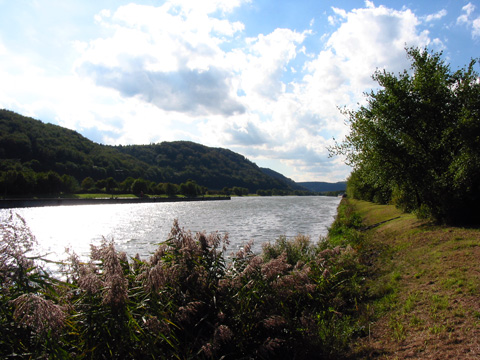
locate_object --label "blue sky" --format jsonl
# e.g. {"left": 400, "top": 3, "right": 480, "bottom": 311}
{"left": 0, "top": 0, "right": 479, "bottom": 182}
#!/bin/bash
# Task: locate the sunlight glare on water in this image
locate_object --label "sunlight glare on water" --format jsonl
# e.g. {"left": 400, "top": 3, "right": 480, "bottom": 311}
{"left": 2, "top": 196, "right": 341, "bottom": 262}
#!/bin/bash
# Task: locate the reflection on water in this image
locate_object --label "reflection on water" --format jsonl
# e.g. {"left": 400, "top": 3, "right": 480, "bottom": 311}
{"left": 1, "top": 196, "right": 341, "bottom": 261}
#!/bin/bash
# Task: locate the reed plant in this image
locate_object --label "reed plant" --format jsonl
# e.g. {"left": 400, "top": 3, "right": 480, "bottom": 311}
{"left": 1, "top": 200, "right": 368, "bottom": 359}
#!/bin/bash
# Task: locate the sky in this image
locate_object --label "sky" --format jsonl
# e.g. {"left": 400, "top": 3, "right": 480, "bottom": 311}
{"left": 0, "top": 0, "right": 479, "bottom": 182}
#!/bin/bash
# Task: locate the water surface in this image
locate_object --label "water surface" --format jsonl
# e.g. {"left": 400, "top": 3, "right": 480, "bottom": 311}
{"left": 2, "top": 196, "right": 340, "bottom": 261}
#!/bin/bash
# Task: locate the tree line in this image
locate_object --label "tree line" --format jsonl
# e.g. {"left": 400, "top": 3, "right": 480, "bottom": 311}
{"left": 0, "top": 168, "right": 319, "bottom": 198}
{"left": 0, "top": 168, "right": 214, "bottom": 198}
{"left": 331, "top": 47, "right": 480, "bottom": 225}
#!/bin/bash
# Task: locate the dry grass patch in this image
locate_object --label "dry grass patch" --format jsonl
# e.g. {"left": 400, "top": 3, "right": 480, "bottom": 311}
{"left": 349, "top": 200, "right": 480, "bottom": 359}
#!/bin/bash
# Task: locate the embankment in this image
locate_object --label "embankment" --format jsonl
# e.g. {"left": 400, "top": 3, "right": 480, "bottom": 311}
{"left": 348, "top": 199, "right": 480, "bottom": 359}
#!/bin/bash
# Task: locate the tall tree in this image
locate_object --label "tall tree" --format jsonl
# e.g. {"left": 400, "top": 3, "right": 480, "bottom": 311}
{"left": 331, "top": 47, "right": 480, "bottom": 224}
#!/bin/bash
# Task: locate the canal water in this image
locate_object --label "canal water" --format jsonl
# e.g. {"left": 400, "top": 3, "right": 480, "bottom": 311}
{"left": 1, "top": 196, "right": 341, "bottom": 261}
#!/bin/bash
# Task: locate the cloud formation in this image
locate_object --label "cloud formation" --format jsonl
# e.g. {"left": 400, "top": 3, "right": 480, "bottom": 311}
{"left": 457, "top": 3, "right": 480, "bottom": 38}
{"left": 57, "top": 1, "right": 440, "bottom": 180}
{"left": 1, "top": 0, "right": 471, "bottom": 182}
{"left": 239, "top": 2, "right": 435, "bottom": 179}
{"left": 76, "top": 3, "right": 247, "bottom": 116}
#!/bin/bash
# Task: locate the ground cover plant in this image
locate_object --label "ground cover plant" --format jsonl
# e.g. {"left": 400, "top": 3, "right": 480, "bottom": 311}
{"left": 0, "top": 200, "right": 370, "bottom": 359}
{"left": 348, "top": 200, "right": 480, "bottom": 359}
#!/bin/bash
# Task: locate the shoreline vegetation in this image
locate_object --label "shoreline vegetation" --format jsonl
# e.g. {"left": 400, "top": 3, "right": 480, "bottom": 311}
{"left": 2, "top": 198, "right": 479, "bottom": 358}
{"left": 0, "top": 198, "right": 362, "bottom": 359}
{"left": 0, "top": 195, "right": 231, "bottom": 209}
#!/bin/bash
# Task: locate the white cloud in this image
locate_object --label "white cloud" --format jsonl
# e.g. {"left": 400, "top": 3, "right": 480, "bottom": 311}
{"left": 425, "top": 9, "right": 447, "bottom": 22}
{"left": 76, "top": 2, "right": 247, "bottom": 117}
{"left": 457, "top": 3, "right": 475, "bottom": 24}
{"left": 474, "top": 18, "right": 480, "bottom": 38}
{"left": 332, "top": 7, "right": 347, "bottom": 19}
{"left": 324, "top": 4, "right": 430, "bottom": 88}
{"left": 457, "top": 3, "right": 480, "bottom": 38}
{"left": 238, "top": 1, "right": 433, "bottom": 181}
{"left": 169, "top": 0, "right": 250, "bottom": 15}
{"left": 240, "top": 28, "right": 306, "bottom": 102}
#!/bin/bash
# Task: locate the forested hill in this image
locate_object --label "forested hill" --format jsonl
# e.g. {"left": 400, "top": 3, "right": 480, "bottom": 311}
{"left": 113, "top": 141, "right": 289, "bottom": 191}
{"left": 298, "top": 181, "right": 346, "bottom": 193}
{"left": 260, "top": 168, "right": 309, "bottom": 192}
{"left": 0, "top": 109, "right": 293, "bottom": 193}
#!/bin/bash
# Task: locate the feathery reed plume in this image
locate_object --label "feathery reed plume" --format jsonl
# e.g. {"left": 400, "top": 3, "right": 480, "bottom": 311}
{"left": 12, "top": 293, "right": 66, "bottom": 337}
{"left": 262, "top": 337, "right": 284, "bottom": 353}
{"left": 241, "top": 255, "right": 263, "bottom": 277}
{"left": 262, "top": 315, "right": 287, "bottom": 330}
{"left": 261, "top": 252, "right": 291, "bottom": 280}
{"left": 214, "top": 324, "right": 233, "bottom": 344}
{"left": 235, "top": 239, "right": 254, "bottom": 260}
{"left": 90, "top": 239, "right": 128, "bottom": 307}
{"left": 176, "top": 301, "right": 203, "bottom": 324}
{"left": 77, "top": 264, "right": 103, "bottom": 295}
{"left": 1, "top": 212, "right": 37, "bottom": 285}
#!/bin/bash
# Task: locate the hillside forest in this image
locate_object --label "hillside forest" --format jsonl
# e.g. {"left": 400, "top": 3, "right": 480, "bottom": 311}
{"left": 0, "top": 109, "right": 344, "bottom": 197}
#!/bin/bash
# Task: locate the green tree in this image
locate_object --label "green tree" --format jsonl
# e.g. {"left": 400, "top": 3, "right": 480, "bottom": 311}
{"left": 81, "top": 177, "right": 95, "bottom": 192}
{"left": 119, "top": 177, "right": 135, "bottom": 193}
{"left": 46, "top": 171, "right": 63, "bottom": 194}
{"left": 132, "top": 178, "right": 149, "bottom": 195}
{"left": 153, "top": 182, "right": 165, "bottom": 195}
{"left": 105, "top": 177, "right": 117, "bottom": 194}
{"left": 179, "top": 180, "right": 199, "bottom": 197}
{"left": 0, "top": 170, "right": 34, "bottom": 196}
{"left": 232, "top": 186, "right": 249, "bottom": 196}
{"left": 164, "top": 182, "right": 177, "bottom": 197}
{"left": 61, "top": 174, "right": 79, "bottom": 194}
{"left": 35, "top": 171, "right": 62, "bottom": 195}
{"left": 95, "top": 179, "right": 107, "bottom": 191}
{"left": 331, "top": 47, "right": 480, "bottom": 224}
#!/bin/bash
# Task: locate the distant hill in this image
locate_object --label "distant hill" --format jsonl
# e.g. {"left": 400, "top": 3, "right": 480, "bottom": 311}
{"left": 298, "top": 181, "right": 347, "bottom": 193}
{"left": 0, "top": 109, "right": 294, "bottom": 193}
{"left": 114, "top": 142, "right": 290, "bottom": 191}
{"left": 260, "top": 168, "right": 310, "bottom": 192}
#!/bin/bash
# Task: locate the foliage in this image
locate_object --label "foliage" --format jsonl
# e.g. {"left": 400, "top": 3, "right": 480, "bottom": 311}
{"left": 331, "top": 47, "right": 480, "bottom": 224}
{"left": 116, "top": 141, "right": 292, "bottom": 193}
{"left": 0, "top": 109, "right": 294, "bottom": 196}
{"left": 0, "top": 201, "right": 369, "bottom": 359}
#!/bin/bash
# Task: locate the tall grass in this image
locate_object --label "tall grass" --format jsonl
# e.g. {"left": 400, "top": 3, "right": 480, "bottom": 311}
{"left": 1, "top": 200, "right": 368, "bottom": 359}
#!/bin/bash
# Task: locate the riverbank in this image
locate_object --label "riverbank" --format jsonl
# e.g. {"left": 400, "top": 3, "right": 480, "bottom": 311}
{"left": 347, "top": 199, "right": 480, "bottom": 359}
{"left": 4, "top": 197, "right": 477, "bottom": 358}
{"left": 0, "top": 196, "right": 230, "bottom": 208}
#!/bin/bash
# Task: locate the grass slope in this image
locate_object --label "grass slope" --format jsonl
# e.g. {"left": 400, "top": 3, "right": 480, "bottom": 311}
{"left": 350, "top": 200, "right": 480, "bottom": 359}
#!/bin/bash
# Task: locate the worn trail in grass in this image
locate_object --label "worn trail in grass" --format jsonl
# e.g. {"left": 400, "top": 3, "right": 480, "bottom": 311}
{"left": 350, "top": 200, "right": 480, "bottom": 359}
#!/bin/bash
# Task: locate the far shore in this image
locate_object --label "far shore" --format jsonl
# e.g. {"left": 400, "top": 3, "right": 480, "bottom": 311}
{"left": 0, "top": 196, "right": 231, "bottom": 209}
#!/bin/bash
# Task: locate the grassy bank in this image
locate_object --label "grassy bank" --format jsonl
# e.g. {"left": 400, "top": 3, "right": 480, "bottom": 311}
{"left": 347, "top": 200, "right": 480, "bottom": 359}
